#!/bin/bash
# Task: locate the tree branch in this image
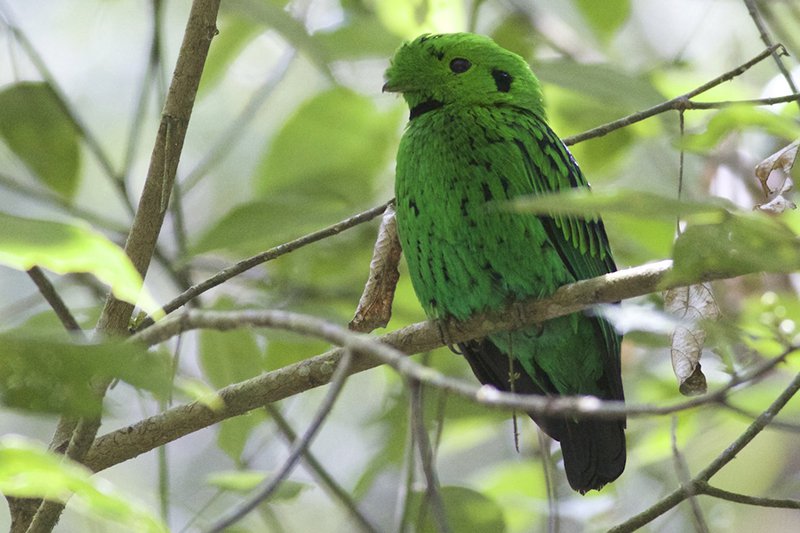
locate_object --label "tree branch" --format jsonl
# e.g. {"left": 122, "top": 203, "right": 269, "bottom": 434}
{"left": 563, "top": 44, "right": 784, "bottom": 145}
{"left": 14, "top": 2, "right": 222, "bottom": 532}
{"left": 133, "top": 200, "right": 391, "bottom": 332}
{"left": 81, "top": 260, "right": 798, "bottom": 474}
{"left": 206, "top": 349, "right": 355, "bottom": 532}
{"left": 609, "top": 371, "right": 800, "bottom": 532}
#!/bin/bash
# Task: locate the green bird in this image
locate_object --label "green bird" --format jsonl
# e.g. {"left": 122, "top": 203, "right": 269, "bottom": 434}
{"left": 383, "top": 33, "right": 625, "bottom": 493}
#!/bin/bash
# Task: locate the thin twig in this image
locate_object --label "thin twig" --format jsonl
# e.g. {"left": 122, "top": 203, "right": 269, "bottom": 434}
{"left": 133, "top": 200, "right": 392, "bottom": 331}
{"left": 205, "top": 349, "right": 355, "bottom": 533}
{"left": 670, "top": 416, "right": 709, "bottom": 533}
{"left": 266, "top": 405, "right": 379, "bottom": 533}
{"left": 19, "top": 3, "right": 223, "bottom": 532}
{"left": 695, "top": 482, "right": 800, "bottom": 509}
{"left": 86, "top": 303, "right": 796, "bottom": 476}
{"left": 537, "top": 430, "right": 558, "bottom": 533}
{"left": 564, "top": 44, "right": 783, "bottom": 146}
{"left": 395, "top": 397, "right": 417, "bottom": 533}
{"left": 743, "top": 0, "right": 800, "bottom": 111}
{"left": 720, "top": 400, "right": 800, "bottom": 432}
{"left": 25, "top": 267, "right": 82, "bottom": 332}
{"left": 409, "top": 381, "right": 450, "bottom": 533}
{"left": 609, "top": 371, "right": 800, "bottom": 532}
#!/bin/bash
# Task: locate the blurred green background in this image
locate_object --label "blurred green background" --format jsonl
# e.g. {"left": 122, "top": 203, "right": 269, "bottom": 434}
{"left": 1, "top": 0, "right": 800, "bottom": 531}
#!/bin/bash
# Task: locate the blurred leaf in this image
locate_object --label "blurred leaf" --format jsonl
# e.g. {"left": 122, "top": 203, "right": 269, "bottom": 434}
{"left": 263, "top": 331, "right": 331, "bottom": 371}
{"left": 191, "top": 194, "right": 346, "bottom": 255}
{"left": 551, "top": 90, "right": 637, "bottom": 172}
{"left": 207, "top": 470, "right": 310, "bottom": 501}
{"left": 225, "top": 0, "right": 333, "bottom": 79}
{"left": 409, "top": 486, "right": 506, "bottom": 533}
{"left": 200, "top": 13, "right": 262, "bottom": 94}
{"left": 490, "top": 12, "right": 537, "bottom": 59}
{"left": 0, "top": 82, "right": 79, "bottom": 199}
{"left": 0, "top": 213, "right": 160, "bottom": 315}
{"left": 174, "top": 377, "right": 225, "bottom": 411}
{"left": 665, "top": 284, "right": 719, "bottom": 396}
{"left": 669, "top": 212, "right": 800, "bottom": 284}
{"left": 510, "top": 188, "right": 730, "bottom": 219}
{"left": 255, "top": 87, "right": 399, "bottom": 200}
{"left": 535, "top": 61, "right": 663, "bottom": 111}
{"left": 313, "top": 13, "right": 401, "bottom": 59}
{"left": 0, "top": 435, "right": 168, "bottom": 532}
{"left": 199, "top": 319, "right": 267, "bottom": 461}
{"left": 684, "top": 106, "right": 800, "bottom": 152}
{"left": 575, "top": 0, "right": 631, "bottom": 41}
{"left": 373, "top": 0, "right": 466, "bottom": 38}
{"left": 217, "top": 412, "right": 266, "bottom": 463}
{"left": 0, "top": 333, "right": 170, "bottom": 416}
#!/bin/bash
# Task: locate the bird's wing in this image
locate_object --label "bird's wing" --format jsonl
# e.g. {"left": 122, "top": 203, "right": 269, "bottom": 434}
{"left": 510, "top": 111, "right": 623, "bottom": 400}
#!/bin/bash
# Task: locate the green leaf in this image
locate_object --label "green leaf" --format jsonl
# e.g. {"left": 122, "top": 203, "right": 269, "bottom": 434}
{"left": 207, "top": 470, "right": 311, "bottom": 501}
{"left": 669, "top": 212, "right": 800, "bottom": 285}
{"left": 684, "top": 106, "right": 800, "bottom": 151}
{"left": 224, "top": 0, "right": 333, "bottom": 79}
{"left": 174, "top": 377, "right": 225, "bottom": 411}
{"left": 0, "top": 435, "right": 168, "bottom": 533}
{"left": 534, "top": 61, "right": 663, "bottom": 111}
{"left": 191, "top": 195, "right": 347, "bottom": 255}
{"left": 199, "top": 316, "right": 267, "bottom": 460}
{"left": 0, "top": 213, "right": 161, "bottom": 315}
{"left": 313, "top": 14, "right": 401, "bottom": 60}
{"left": 490, "top": 12, "right": 538, "bottom": 60}
{"left": 199, "top": 13, "right": 262, "bottom": 94}
{"left": 255, "top": 87, "right": 400, "bottom": 200}
{"left": 0, "top": 82, "right": 80, "bottom": 199}
{"left": 409, "top": 486, "right": 506, "bottom": 533}
{"left": 0, "top": 333, "right": 171, "bottom": 415}
{"left": 575, "top": 0, "right": 631, "bottom": 41}
{"left": 511, "top": 188, "right": 731, "bottom": 219}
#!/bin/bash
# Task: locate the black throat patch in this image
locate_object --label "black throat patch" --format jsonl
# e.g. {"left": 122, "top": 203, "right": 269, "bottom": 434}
{"left": 409, "top": 99, "right": 444, "bottom": 120}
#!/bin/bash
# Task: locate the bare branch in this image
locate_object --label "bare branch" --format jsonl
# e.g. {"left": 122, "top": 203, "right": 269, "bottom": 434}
{"left": 563, "top": 44, "right": 783, "bottom": 146}
{"left": 18, "top": 2, "right": 222, "bottom": 532}
{"left": 696, "top": 482, "right": 800, "bottom": 509}
{"left": 25, "top": 267, "right": 81, "bottom": 333}
{"left": 743, "top": 0, "right": 800, "bottom": 108}
{"left": 609, "top": 371, "right": 800, "bottom": 532}
{"left": 266, "top": 406, "right": 380, "bottom": 533}
{"left": 206, "top": 349, "right": 355, "bottom": 533}
{"left": 133, "top": 200, "right": 392, "bottom": 332}
{"left": 83, "top": 261, "right": 799, "bottom": 475}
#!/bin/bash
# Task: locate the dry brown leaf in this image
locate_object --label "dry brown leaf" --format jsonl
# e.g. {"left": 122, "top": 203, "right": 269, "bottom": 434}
{"left": 664, "top": 283, "right": 720, "bottom": 396}
{"left": 754, "top": 139, "right": 798, "bottom": 201}
{"left": 349, "top": 204, "right": 402, "bottom": 333}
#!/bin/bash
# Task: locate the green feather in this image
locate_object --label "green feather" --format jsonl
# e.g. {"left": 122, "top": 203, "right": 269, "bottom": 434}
{"left": 385, "top": 32, "right": 625, "bottom": 493}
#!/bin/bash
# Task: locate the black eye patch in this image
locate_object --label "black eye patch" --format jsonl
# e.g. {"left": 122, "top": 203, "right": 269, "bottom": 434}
{"left": 449, "top": 58, "right": 472, "bottom": 73}
{"left": 492, "top": 69, "right": 512, "bottom": 92}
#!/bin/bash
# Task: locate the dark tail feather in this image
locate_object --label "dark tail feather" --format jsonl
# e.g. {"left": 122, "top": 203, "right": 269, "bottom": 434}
{"left": 558, "top": 418, "right": 626, "bottom": 493}
{"left": 459, "top": 338, "right": 625, "bottom": 493}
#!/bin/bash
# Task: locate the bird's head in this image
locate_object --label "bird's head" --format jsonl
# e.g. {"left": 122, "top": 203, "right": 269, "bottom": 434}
{"left": 383, "top": 32, "right": 545, "bottom": 120}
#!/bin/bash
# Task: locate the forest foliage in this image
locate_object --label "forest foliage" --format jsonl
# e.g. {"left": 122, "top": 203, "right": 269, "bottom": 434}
{"left": 1, "top": 0, "right": 800, "bottom": 532}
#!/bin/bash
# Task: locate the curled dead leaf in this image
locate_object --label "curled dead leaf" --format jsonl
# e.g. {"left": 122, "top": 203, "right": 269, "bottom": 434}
{"left": 664, "top": 283, "right": 720, "bottom": 396}
{"left": 349, "top": 203, "right": 402, "bottom": 333}
{"left": 754, "top": 139, "right": 798, "bottom": 203}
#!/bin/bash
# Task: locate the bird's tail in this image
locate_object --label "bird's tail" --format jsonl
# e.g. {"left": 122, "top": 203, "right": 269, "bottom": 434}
{"left": 545, "top": 416, "right": 626, "bottom": 494}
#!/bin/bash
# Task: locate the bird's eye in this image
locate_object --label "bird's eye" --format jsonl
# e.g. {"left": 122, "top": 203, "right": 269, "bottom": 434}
{"left": 449, "top": 58, "right": 472, "bottom": 73}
